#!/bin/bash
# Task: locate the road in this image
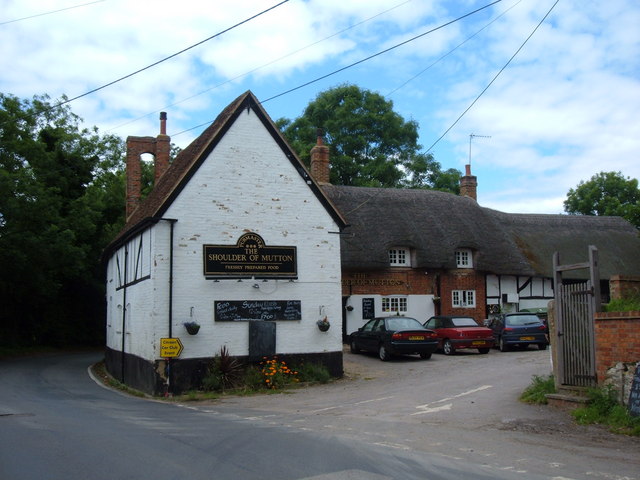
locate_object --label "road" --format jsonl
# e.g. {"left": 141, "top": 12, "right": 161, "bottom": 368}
{"left": 219, "top": 346, "right": 640, "bottom": 480}
{"left": 1, "top": 348, "right": 638, "bottom": 480}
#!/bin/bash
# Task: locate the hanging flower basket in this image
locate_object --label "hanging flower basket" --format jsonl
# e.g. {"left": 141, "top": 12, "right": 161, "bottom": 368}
{"left": 184, "top": 321, "right": 200, "bottom": 335}
{"left": 316, "top": 317, "right": 330, "bottom": 332}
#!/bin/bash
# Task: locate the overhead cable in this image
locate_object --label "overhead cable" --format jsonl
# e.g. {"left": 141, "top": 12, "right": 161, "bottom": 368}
{"left": 45, "top": 0, "right": 290, "bottom": 111}
{"left": 386, "top": 0, "right": 522, "bottom": 97}
{"left": 426, "top": 0, "right": 561, "bottom": 152}
{"left": 172, "top": 0, "right": 503, "bottom": 137}
{"left": 107, "top": 0, "right": 414, "bottom": 133}
{"left": 259, "top": 0, "right": 503, "bottom": 104}
{"left": 0, "top": 0, "right": 105, "bottom": 26}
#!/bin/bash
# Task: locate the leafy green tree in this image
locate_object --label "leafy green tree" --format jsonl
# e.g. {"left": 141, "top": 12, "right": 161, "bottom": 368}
{"left": 564, "top": 171, "right": 640, "bottom": 228}
{"left": 0, "top": 93, "right": 126, "bottom": 347}
{"left": 278, "top": 84, "right": 460, "bottom": 191}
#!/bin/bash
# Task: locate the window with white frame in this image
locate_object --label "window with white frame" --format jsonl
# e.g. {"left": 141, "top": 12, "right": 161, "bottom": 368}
{"left": 382, "top": 296, "right": 408, "bottom": 313}
{"left": 455, "top": 249, "right": 473, "bottom": 268}
{"left": 452, "top": 290, "right": 476, "bottom": 308}
{"left": 389, "top": 248, "right": 410, "bottom": 266}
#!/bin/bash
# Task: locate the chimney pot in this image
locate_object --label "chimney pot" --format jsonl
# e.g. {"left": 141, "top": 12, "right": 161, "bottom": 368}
{"left": 310, "top": 127, "right": 330, "bottom": 184}
{"left": 160, "top": 112, "right": 167, "bottom": 135}
{"left": 460, "top": 164, "right": 478, "bottom": 202}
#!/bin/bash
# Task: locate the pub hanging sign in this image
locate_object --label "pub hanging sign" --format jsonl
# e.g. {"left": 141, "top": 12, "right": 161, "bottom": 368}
{"left": 203, "top": 232, "right": 297, "bottom": 279}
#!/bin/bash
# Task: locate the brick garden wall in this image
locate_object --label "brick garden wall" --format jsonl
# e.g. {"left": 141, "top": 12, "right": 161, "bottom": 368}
{"left": 609, "top": 274, "right": 640, "bottom": 300}
{"left": 594, "top": 311, "right": 640, "bottom": 385}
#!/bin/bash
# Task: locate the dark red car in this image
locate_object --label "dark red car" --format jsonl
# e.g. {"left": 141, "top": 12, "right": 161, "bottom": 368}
{"left": 423, "top": 315, "right": 494, "bottom": 355}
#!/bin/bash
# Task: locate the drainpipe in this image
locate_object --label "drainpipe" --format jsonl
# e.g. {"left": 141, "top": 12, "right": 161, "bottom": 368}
{"left": 166, "top": 219, "right": 177, "bottom": 337}
{"left": 121, "top": 244, "right": 128, "bottom": 383}
{"left": 162, "top": 218, "right": 178, "bottom": 394}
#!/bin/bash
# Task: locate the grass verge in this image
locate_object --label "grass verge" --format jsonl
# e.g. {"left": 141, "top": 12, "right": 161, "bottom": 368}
{"left": 520, "top": 374, "right": 556, "bottom": 404}
{"left": 571, "top": 385, "right": 640, "bottom": 436}
{"left": 520, "top": 375, "right": 640, "bottom": 436}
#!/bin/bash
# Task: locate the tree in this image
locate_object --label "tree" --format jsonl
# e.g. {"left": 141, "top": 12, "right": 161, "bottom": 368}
{"left": 278, "top": 84, "right": 460, "bottom": 191}
{"left": 0, "top": 93, "right": 126, "bottom": 347}
{"left": 564, "top": 171, "right": 640, "bottom": 228}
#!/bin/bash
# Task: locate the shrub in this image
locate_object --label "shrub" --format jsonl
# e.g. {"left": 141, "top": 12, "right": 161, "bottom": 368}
{"left": 295, "top": 362, "right": 331, "bottom": 384}
{"left": 603, "top": 296, "right": 640, "bottom": 312}
{"left": 241, "top": 365, "right": 267, "bottom": 391}
{"left": 260, "top": 356, "right": 299, "bottom": 390}
{"left": 202, "top": 346, "right": 242, "bottom": 392}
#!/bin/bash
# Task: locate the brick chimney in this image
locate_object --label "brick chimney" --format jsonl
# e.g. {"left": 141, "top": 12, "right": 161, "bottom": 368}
{"left": 309, "top": 128, "right": 330, "bottom": 184}
{"left": 459, "top": 164, "right": 477, "bottom": 201}
{"left": 125, "top": 112, "right": 171, "bottom": 220}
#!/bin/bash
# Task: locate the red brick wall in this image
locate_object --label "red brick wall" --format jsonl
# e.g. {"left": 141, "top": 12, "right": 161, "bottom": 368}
{"left": 609, "top": 275, "right": 640, "bottom": 301}
{"left": 341, "top": 269, "right": 434, "bottom": 296}
{"left": 594, "top": 311, "right": 640, "bottom": 384}
{"left": 341, "top": 268, "right": 486, "bottom": 322}
{"left": 125, "top": 132, "right": 171, "bottom": 220}
{"left": 439, "top": 270, "right": 486, "bottom": 322}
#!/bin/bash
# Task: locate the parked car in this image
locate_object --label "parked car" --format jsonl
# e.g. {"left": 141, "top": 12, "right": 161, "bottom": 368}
{"left": 487, "top": 313, "right": 548, "bottom": 351}
{"left": 349, "top": 316, "right": 438, "bottom": 361}
{"left": 423, "top": 315, "right": 494, "bottom": 355}
{"left": 519, "top": 307, "right": 550, "bottom": 335}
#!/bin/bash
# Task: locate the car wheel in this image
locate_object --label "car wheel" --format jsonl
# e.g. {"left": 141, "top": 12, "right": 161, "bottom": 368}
{"left": 420, "top": 352, "right": 432, "bottom": 360}
{"left": 350, "top": 339, "right": 360, "bottom": 354}
{"left": 499, "top": 336, "right": 509, "bottom": 352}
{"left": 537, "top": 343, "right": 547, "bottom": 351}
{"left": 478, "top": 348, "right": 490, "bottom": 354}
{"left": 443, "top": 339, "right": 455, "bottom": 355}
{"left": 379, "top": 344, "right": 391, "bottom": 361}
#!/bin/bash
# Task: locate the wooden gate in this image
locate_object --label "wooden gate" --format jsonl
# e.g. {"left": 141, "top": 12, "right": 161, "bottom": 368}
{"left": 553, "top": 246, "right": 601, "bottom": 387}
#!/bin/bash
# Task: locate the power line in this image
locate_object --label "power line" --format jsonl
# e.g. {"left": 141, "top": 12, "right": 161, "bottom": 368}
{"left": 259, "top": 0, "right": 503, "bottom": 104}
{"left": 172, "top": 0, "right": 503, "bottom": 137}
{"left": 0, "top": 0, "right": 105, "bottom": 26}
{"left": 386, "top": 0, "right": 522, "bottom": 97}
{"left": 107, "top": 0, "right": 414, "bottom": 133}
{"left": 426, "top": 0, "right": 561, "bottom": 153}
{"left": 46, "top": 0, "right": 290, "bottom": 111}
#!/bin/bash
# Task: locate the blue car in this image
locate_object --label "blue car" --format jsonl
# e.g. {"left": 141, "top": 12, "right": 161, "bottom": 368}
{"left": 488, "top": 313, "right": 548, "bottom": 352}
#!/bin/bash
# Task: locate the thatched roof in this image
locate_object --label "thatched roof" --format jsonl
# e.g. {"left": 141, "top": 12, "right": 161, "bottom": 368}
{"left": 493, "top": 211, "right": 640, "bottom": 279}
{"left": 322, "top": 185, "right": 531, "bottom": 274}
{"left": 322, "top": 185, "right": 640, "bottom": 279}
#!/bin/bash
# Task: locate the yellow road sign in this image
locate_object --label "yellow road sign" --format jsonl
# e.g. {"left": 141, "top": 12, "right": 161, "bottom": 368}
{"left": 160, "top": 337, "right": 183, "bottom": 358}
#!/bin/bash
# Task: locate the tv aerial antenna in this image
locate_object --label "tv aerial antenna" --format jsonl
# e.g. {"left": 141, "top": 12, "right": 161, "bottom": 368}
{"left": 469, "top": 134, "right": 491, "bottom": 165}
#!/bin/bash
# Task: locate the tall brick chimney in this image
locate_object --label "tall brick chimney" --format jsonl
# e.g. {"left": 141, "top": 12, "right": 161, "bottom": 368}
{"left": 309, "top": 128, "right": 330, "bottom": 185}
{"left": 459, "top": 164, "right": 477, "bottom": 201}
{"left": 125, "top": 112, "right": 171, "bottom": 219}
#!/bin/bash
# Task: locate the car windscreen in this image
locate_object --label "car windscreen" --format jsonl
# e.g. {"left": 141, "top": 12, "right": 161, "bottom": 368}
{"left": 386, "top": 317, "right": 423, "bottom": 331}
{"left": 451, "top": 317, "right": 478, "bottom": 327}
{"left": 506, "top": 314, "right": 541, "bottom": 326}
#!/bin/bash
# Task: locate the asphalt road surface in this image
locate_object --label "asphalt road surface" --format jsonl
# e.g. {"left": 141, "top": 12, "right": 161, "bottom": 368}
{"left": 1, "top": 347, "right": 639, "bottom": 480}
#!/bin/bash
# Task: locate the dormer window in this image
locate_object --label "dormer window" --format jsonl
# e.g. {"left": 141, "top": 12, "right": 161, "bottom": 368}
{"left": 455, "top": 249, "right": 473, "bottom": 268}
{"left": 389, "top": 248, "right": 410, "bottom": 267}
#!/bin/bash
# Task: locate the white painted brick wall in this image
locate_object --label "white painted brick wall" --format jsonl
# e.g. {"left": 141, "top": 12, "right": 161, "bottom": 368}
{"left": 106, "top": 107, "right": 343, "bottom": 362}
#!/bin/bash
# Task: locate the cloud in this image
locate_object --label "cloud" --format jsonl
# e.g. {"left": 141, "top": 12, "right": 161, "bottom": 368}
{"left": 1, "top": 0, "right": 638, "bottom": 216}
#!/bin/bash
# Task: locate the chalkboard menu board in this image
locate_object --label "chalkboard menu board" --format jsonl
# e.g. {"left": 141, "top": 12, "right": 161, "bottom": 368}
{"left": 215, "top": 300, "right": 301, "bottom": 322}
{"left": 629, "top": 364, "right": 640, "bottom": 417}
{"left": 362, "top": 298, "right": 375, "bottom": 320}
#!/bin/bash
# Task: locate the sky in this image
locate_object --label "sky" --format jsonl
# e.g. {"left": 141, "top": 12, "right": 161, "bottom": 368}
{"left": 1, "top": 0, "right": 639, "bottom": 214}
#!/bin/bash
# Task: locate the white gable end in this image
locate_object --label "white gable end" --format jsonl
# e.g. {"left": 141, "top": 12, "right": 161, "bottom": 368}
{"left": 106, "top": 102, "right": 342, "bottom": 374}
